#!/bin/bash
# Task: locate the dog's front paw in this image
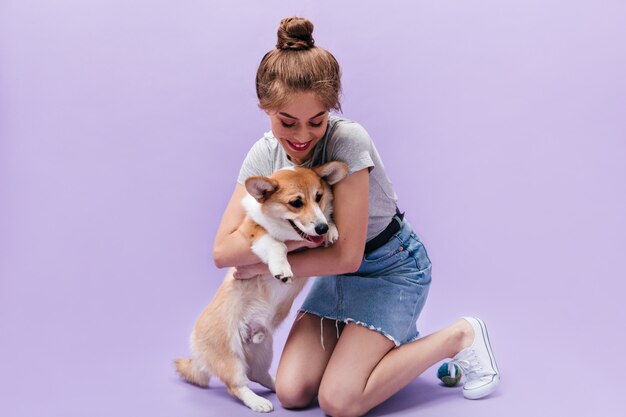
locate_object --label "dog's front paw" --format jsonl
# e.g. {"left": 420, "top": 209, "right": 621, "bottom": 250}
{"left": 325, "top": 224, "right": 339, "bottom": 246}
{"left": 274, "top": 274, "right": 293, "bottom": 284}
{"left": 269, "top": 260, "right": 293, "bottom": 284}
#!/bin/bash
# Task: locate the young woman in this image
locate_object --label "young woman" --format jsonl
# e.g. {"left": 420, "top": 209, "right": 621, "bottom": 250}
{"left": 213, "top": 17, "right": 500, "bottom": 416}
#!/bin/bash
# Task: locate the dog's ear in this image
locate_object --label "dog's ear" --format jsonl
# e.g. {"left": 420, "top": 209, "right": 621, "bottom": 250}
{"left": 245, "top": 176, "right": 279, "bottom": 202}
{"left": 314, "top": 161, "right": 349, "bottom": 186}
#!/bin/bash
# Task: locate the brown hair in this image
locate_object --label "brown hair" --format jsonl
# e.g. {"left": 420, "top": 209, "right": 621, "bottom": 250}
{"left": 256, "top": 17, "right": 342, "bottom": 112}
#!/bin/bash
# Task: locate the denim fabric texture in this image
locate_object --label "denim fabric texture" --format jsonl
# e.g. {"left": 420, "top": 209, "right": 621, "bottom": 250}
{"left": 299, "top": 220, "right": 432, "bottom": 346}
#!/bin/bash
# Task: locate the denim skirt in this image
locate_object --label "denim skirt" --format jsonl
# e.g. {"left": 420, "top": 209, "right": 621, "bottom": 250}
{"left": 299, "top": 220, "right": 432, "bottom": 347}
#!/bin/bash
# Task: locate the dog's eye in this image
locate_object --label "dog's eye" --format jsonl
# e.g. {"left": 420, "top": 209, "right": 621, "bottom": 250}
{"left": 315, "top": 193, "right": 323, "bottom": 203}
{"left": 289, "top": 199, "right": 303, "bottom": 208}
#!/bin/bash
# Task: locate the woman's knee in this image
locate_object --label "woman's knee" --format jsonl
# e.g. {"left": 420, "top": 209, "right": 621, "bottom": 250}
{"left": 318, "top": 382, "right": 363, "bottom": 417}
{"left": 275, "top": 378, "right": 316, "bottom": 409}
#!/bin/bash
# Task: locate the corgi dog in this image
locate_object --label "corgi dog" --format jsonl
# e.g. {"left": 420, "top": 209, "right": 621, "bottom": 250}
{"left": 175, "top": 161, "right": 348, "bottom": 412}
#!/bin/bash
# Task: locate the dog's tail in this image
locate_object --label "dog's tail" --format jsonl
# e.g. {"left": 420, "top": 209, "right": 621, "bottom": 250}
{"left": 174, "top": 357, "right": 211, "bottom": 388}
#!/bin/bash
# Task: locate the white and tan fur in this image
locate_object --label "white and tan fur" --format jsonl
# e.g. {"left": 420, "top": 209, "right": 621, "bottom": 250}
{"left": 175, "top": 161, "right": 348, "bottom": 412}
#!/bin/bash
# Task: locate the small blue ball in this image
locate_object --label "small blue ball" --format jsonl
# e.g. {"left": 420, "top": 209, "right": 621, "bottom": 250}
{"left": 437, "top": 362, "right": 462, "bottom": 387}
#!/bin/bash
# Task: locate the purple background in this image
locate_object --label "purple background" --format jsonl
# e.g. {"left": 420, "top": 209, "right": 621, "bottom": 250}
{"left": 1, "top": 1, "right": 624, "bottom": 416}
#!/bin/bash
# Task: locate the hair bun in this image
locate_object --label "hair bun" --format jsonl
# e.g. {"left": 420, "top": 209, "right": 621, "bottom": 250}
{"left": 276, "top": 17, "right": 315, "bottom": 50}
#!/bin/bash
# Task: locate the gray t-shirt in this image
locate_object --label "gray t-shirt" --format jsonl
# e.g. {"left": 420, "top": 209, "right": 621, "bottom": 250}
{"left": 237, "top": 115, "right": 398, "bottom": 241}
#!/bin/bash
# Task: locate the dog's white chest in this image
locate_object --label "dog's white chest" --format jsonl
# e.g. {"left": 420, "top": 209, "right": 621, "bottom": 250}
{"left": 265, "top": 277, "right": 295, "bottom": 306}
{"left": 241, "top": 276, "right": 300, "bottom": 332}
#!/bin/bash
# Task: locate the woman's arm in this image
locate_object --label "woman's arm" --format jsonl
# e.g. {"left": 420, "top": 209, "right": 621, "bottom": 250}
{"left": 234, "top": 168, "right": 369, "bottom": 278}
{"left": 212, "top": 183, "right": 315, "bottom": 268}
{"left": 212, "top": 183, "right": 258, "bottom": 268}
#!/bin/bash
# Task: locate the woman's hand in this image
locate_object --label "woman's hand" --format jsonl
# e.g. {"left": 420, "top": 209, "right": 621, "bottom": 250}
{"left": 233, "top": 262, "right": 270, "bottom": 280}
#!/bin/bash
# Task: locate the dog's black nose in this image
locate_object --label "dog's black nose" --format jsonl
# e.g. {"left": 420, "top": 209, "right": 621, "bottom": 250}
{"left": 315, "top": 223, "right": 329, "bottom": 235}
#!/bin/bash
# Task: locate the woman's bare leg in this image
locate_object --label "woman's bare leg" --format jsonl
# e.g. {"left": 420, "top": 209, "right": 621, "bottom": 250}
{"left": 317, "top": 319, "right": 473, "bottom": 417}
{"left": 275, "top": 312, "right": 345, "bottom": 408}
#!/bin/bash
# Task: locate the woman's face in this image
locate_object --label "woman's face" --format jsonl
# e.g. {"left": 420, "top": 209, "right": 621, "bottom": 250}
{"left": 266, "top": 91, "right": 329, "bottom": 165}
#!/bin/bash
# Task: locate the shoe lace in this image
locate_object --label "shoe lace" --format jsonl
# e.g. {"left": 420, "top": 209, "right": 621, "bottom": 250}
{"left": 452, "top": 348, "right": 490, "bottom": 380}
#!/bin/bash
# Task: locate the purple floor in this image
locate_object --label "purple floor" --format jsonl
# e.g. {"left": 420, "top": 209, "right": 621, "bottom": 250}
{"left": 0, "top": 263, "right": 621, "bottom": 417}
{"left": 1, "top": 1, "right": 624, "bottom": 416}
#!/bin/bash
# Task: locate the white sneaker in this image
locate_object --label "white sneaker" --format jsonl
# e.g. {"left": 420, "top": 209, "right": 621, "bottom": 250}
{"left": 451, "top": 317, "right": 500, "bottom": 400}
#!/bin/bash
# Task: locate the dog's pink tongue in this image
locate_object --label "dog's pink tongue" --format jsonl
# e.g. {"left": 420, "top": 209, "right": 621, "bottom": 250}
{"left": 309, "top": 235, "right": 325, "bottom": 245}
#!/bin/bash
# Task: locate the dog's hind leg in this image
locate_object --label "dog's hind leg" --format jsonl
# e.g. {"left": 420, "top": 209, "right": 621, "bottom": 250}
{"left": 218, "top": 349, "right": 274, "bottom": 412}
{"left": 245, "top": 333, "right": 276, "bottom": 392}
{"left": 229, "top": 384, "right": 273, "bottom": 413}
{"left": 224, "top": 362, "right": 274, "bottom": 412}
{"left": 174, "top": 357, "right": 211, "bottom": 388}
